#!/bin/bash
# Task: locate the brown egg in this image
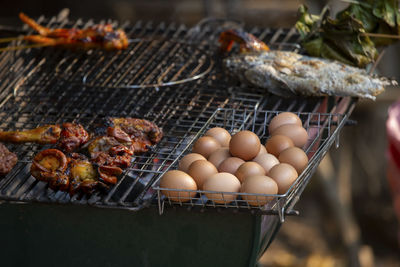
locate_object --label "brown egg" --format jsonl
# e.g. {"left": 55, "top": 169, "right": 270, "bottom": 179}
{"left": 253, "top": 153, "right": 279, "bottom": 174}
{"left": 192, "top": 136, "right": 221, "bottom": 158}
{"left": 268, "top": 112, "right": 302, "bottom": 133}
{"left": 208, "top": 147, "right": 231, "bottom": 168}
{"left": 178, "top": 153, "right": 206, "bottom": 173}
{"left": 240, "top": 175, "right": 278, "bottom": 206}
{"left": 203, "top": 172, "right": 241, "bottom": 204}
{"left": 229, "top": 130, "right": 261, "bottom": 160}
{"left": 271, "top": 124, "right": 308, "bottom": 148}
{"left": 256, "top": 145, "right": 268, "bottom": 157}
{"left": 218, "top": 157, "right": 245, "bottom": 174}
{"left": 265, "top": 135, "right": 294, "bottom": 157}
{"left": 279, "top": 147, "right": 309, "bottom": 174}
{"left": 187, "top": 160, "right": 218, "bottom": 189}
{"left": 235, "top": 162, "right": 266, "bottom": 183}
{"left": 268, "top": 163, "right": 298, "bottom": 194}
{"left": 205, "top": 127, "right": 231, "bottom": 147}
{"left": 160, "top": 170, "right": 197, "bottom": 202}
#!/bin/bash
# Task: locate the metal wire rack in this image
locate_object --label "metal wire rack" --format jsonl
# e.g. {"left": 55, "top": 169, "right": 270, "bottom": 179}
{"left": 153, "top": 107, "right": 349, "bottom": 221}
{"left": 0, "top": 12, "right": 355, "bottom": 213}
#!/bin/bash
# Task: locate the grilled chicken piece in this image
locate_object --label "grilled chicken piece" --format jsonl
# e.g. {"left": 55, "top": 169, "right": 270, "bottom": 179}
{"left": 19, "top": 12, "right": 129, "bottom": 50}
{"left": 88, "top": 136, "right": 134, "bottom": 168}
{"left": 0, "top": 125, "right": 61, "bottom": 145}
{"left": 0, "top": 123, "right": 89, "bottom": 151}
{"left": 30, "top": 149, "right": 69, "bottom": 191}
{"left": 219, "top": 29, "right": 270, "bottom": 53}
{"left": 108, "top": 118, "right": 163, "bottom": 153}
{"left": 68, "top": 153, "right": 108, "bottom": 195}
{"left": 28, "top": 118, "right": 163, "bottom": 194}
{"left": 0, "top": 143, "right": 18, "bottom": 176}
{"left": 87, "top": 136, "right": 133, "bottom": 184}
{"left": 58, "top": 123, "right": 90, "bottom": 153}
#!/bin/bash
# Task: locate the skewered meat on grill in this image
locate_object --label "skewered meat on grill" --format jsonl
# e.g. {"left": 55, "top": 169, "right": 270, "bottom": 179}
{"left": 0, "top": 143, "right": 18, "bottom": 176}
{"left": 19, "top": 12, "right": 129, "bottom": 50}
{"left": 0, "top": 125, "right": 61, "bottom": 144}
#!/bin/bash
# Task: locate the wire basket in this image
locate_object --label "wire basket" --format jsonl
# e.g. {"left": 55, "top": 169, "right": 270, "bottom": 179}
{"left": 153, "top": 107, "right": 348, "bottom": 221}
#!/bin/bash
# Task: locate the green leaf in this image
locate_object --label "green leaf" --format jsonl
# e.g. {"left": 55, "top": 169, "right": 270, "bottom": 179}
{"left": 373, "top": 0, "right": 398, "bottom": 27}
{"left": 337, "top": 3, "right": 377, "bottom": 32}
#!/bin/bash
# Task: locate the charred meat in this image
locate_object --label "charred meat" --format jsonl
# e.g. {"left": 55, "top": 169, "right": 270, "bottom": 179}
{"left": 0, "top": 123, "right": 89, "bottom": 150}
{"left": 31, "top": 149, "right": 110, "bottom": 195}
{"left": 19, "top": 12, "right": 129, "bottom": 50}
{"left": 0, "top": 143, "right": 18, "bottom": 176}
{"left": 58, "top": 123, "right": 90, "bottom": 153}
{"left": 88, "top": 136, "right": 134, "bottom": 168}
{"left": 68, "top": 153, "right": 108, "bottom": 195}
{"left": 28, "top": 118, "right": 162, "bottom": 194}
{"left": 0, "top": 125, "right": 61, "bottom": 144}
{"left": 108, "top": 117, "right": 163, "bottom": 153}
{"left": 30, "top": 149, "right": 69, "bottom": 191}
{"left": 219, "top": 29, "right": 270, "bottom": 53}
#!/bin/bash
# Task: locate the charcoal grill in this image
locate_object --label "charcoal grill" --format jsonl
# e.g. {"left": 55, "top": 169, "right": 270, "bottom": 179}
{"left": 0, "top": 13, "right": 355, "bottom": 267}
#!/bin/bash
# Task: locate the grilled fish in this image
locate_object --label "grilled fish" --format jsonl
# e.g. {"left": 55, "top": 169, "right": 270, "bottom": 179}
{"left": 220, "top": 29, "right": 394, "bottom": 100}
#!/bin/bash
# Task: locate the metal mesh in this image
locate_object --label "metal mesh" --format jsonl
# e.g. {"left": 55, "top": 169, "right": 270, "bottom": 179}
{"left": 0, "top": 15, "right": 353, "bottom": 212}
{"left": 153, "top": 108, "right": 351, "bottom": 220}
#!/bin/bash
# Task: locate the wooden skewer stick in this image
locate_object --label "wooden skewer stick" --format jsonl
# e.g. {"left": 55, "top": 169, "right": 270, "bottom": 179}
{"left": 0, "top": 36, "right": 24, "bottom": 43}
{"left": 0, "top": 43, "right": 52, "bottom": 52}
{"left": 362, "top": 32, "right": 400, "bottom": 40}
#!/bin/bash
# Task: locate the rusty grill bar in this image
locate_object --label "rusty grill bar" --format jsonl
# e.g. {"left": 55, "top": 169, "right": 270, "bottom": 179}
{"left": 0, "top": 15, "right": 353, "bottom": 211}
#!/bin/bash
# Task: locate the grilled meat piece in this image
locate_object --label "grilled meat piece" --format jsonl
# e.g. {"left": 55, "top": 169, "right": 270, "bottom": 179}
{"left": 19, "top": 12, "right": 129, "bottom": 50}
{"left": 0, "top": 125, "right": 61, "bottom": 144}
{"left": 87, "top": 136, "right": 133, "bottom": 185}
{"left": 220, "top": 29, "right": 393, "bottom": 100}
{"left": 88, "top": 136, "right": 134, "bottom": 169}
{"left": 30, "top": 149, "right": 69, "bottom": 191}
{"left": 219, "top": 29, "right": 270, "bottom": 53}
{"left": 108, "top": 118, "right": 163, "bottom": 153}
{"left": 97, "top": 165, "right": 123, "bottom": 185}
{"left": 58, "top": 123, "right": 90, "bottom": 153}
{"left": 30, "top": 149, "right": 113, "bottom": 194}
{"left": 68, "top": 153, "right": 108, "bottom": 195}
{"left": 0, "top": 143, "right": 18, "bottom": 176}
{"left": 28, "top": 118, "right": 162, "bottom": 194}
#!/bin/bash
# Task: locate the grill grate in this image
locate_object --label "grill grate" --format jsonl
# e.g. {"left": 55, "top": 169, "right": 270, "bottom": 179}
{"left": 0, "top": 15, "right": 354, "bottom": 212}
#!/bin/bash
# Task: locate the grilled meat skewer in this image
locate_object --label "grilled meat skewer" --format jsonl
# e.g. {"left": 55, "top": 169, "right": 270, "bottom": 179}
{"left": 19, "top": 12, "right": 129, "bottom": 50}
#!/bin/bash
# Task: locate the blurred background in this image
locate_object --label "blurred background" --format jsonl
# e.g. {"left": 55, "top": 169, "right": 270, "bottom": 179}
{"left": 1, "top": 0, "right": 399, "bottom": 266}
